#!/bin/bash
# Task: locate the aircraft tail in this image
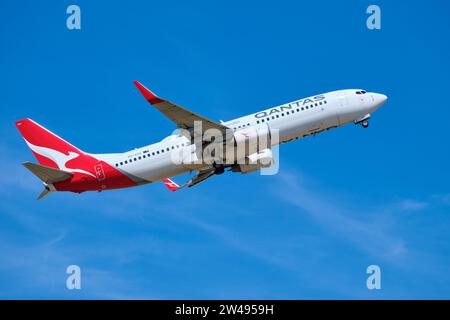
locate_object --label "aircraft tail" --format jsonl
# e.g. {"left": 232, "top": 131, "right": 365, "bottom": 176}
{"left": 22, "top": 162, "right": 73, "bottom": 200}
{"left": 15, "top": 118, "right": 85, "bottom": 169}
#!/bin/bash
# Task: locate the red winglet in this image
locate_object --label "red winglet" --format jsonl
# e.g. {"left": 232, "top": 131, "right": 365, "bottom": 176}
{"left": 133, "top": 81, "right": 164, "bottom": 104}
{"left": 162, "top": 178, "right": 180, "bottom": 191}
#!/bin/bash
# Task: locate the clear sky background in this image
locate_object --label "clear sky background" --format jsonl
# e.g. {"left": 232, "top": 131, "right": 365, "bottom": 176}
{"left": 1, "top": 0, "right": 450, "bottom": 299}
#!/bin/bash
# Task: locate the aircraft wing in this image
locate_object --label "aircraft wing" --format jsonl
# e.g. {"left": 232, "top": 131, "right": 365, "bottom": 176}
{"left": 134, "top": 81, "right": 229, "bottom": 133}
{"left": 162, "top": 168, "right": 216, "bottom": 191}
{"left": 162, "top": 178, "right": 180, "bottom": 191}
{"left": 184, "top": 168, "right": 216, "bottom": 188}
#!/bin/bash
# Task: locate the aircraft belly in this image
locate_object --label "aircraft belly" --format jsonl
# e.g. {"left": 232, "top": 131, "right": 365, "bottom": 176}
{"left": 278, "top": 109, "right": 339, "bottom": 141}
{"left": 278, "top": 113, "right": 319, "bottom": 141}
{"left": 128, "top": 155, "right": 187, "bottom": 182}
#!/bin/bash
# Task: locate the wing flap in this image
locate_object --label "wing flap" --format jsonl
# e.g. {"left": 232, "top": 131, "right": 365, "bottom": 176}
{"left": 186, "top": 169, "right": 215, "bottom": 188}
{"left": 161, "top": 168, "right": 216, "bottom": 192}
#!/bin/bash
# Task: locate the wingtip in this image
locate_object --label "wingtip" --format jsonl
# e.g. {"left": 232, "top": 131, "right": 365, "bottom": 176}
{"left": 162, "top": 178, "right": 180, "bottom": 192}
{"left": 133, "top": 81, "right": 163, "bottom": 104}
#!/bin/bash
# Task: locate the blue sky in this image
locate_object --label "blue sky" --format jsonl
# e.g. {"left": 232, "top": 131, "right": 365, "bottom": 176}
{"left": 1, "top": 0, "right": 450, "bottom": 299}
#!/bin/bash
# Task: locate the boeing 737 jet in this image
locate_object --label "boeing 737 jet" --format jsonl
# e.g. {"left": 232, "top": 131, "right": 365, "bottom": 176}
{"left": 16, "top": 82, "right": 387, "bottom": 199}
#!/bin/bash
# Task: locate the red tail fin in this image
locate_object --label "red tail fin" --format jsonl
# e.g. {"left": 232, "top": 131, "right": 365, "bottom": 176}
{"left": 15, "top": 118, "right": 84, "bottom": 169}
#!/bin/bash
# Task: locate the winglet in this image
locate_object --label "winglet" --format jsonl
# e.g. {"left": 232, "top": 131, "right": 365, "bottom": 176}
{"left": 133, "top": 81, "right": 164, "bottom": 105}
{"left": 162, "top": 178, "right": 180, "bottom": 192}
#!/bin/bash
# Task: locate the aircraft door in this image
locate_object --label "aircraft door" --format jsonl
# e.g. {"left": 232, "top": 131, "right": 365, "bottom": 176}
{"left": 94, "top": 163, "right": 106, "bottom": 181}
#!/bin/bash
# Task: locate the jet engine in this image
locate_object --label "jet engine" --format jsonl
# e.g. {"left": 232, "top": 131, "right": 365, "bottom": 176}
{"left": 232, "top": 148, "right": 274, "bottom": 174}
{"left": 233, "top": 125, "right": 271, "bottom": 163}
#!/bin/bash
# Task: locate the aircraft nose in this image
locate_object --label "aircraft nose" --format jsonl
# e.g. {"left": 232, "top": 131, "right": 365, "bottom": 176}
{"left": 371, "top": 93, "right": 388, "bottom": 109}
{"left": 372, "top": 93, "right": 387, "bottom": 106}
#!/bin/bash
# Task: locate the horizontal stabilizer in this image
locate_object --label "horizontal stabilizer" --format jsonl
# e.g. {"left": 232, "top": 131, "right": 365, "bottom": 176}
{"left": 23, "top": 162, "right": 73, "bottom": 184}
{"left": 37, "top": 188, "right": 51, "bottom": 200}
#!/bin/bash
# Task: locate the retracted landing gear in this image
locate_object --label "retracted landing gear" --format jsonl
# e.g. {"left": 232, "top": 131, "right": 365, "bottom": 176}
{"left": 213, "top": 163, "right": 225, "bottom": 175}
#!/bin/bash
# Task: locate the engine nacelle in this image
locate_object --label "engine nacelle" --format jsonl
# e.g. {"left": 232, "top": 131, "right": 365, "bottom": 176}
{"left": 232, "top": 148, "right": 274, "bottom": 174}
{"left": 233, "top": 125, "right": 271, "bottom": 163}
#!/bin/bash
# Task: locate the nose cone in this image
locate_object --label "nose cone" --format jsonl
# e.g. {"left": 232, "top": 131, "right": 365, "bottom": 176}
{"left": 371, "top": 93, "right": 388, "bottom": 111}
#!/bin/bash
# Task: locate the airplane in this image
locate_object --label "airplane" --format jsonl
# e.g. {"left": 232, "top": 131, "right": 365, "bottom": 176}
{"left": 15, "top": 81, "right": 387, "bottom": 199}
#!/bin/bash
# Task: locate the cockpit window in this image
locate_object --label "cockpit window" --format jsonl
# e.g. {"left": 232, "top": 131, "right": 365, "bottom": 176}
{"left": 356, "top": 90, "right": 367, "bottom": 94}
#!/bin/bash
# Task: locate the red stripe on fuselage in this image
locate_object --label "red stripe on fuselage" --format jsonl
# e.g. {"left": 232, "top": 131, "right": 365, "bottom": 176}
{"left": 53, "top": 159, "right": 138, "bottom": 192}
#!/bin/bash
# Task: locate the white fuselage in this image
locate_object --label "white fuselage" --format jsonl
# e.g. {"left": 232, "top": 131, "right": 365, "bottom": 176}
{"left": 95, "top": 89, "right": 387, "bottom": 184}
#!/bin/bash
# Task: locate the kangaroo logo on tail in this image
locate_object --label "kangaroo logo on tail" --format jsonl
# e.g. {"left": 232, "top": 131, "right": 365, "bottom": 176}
{"left": 25, "top": 140, "right": 96, "bottom": 178}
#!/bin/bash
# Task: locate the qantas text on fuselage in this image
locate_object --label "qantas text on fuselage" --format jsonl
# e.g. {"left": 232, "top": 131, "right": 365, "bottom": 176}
{"left": 15, "top": 82, "right": 387, "bottom": 199}
{"left": 254, "top": 95, "right": 325, "bottom": 118}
